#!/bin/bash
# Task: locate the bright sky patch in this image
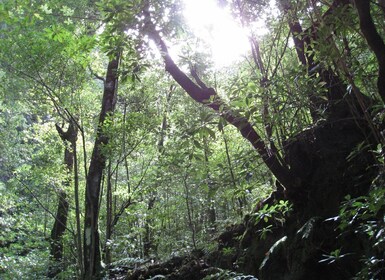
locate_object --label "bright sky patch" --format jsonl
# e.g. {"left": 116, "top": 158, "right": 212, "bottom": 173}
{"left": 183, "top": 0, "right": 250, "bottom": 68}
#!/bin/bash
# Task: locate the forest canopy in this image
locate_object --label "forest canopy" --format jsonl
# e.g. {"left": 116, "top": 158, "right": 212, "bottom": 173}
{"left": 1, "top": 0, "right": 385, "bottom": 279}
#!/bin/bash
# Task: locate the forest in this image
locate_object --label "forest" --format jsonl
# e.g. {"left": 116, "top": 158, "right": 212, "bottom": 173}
{"left": 1, "top": 0, "right": 385, "bottom": 279}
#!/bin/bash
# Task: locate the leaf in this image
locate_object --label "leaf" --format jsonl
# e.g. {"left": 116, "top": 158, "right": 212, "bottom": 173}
{"left": 33, "top": 13, "right": 43, "bottom": 20}
{"left": 40, "top": 4, "right": 52, "bottom": 14}
{"left": 64, "top": 18, "right": 73, "bottom": 25}
{"left": 259, "top": 236, "right": 287, "bottom": 269}
{"left": 61, "top": 6, "right": 74, "bottom": 17}
{"left": 232, "top": 99, "right": 246, "bottom": 107}
{"left": 193, "top": 140, "right": 202, "bottom": 149}
{"left": 200, "top": 127, "right": 216, "bottom": 139}
{"left": 247, "top": 82, "right": 257, "bottom": 92}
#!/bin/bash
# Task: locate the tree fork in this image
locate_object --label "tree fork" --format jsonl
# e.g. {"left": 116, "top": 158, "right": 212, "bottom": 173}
{"left": 83, "top": 54, "right": 120, "bottom": 279}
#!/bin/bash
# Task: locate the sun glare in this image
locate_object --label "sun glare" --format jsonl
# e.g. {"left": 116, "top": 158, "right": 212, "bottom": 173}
{"left": 183, "top": 0, "right": 250, "bottom": 68}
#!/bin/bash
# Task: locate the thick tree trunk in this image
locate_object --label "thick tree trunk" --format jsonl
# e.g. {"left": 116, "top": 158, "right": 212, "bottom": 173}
{"left": 83, "top": 55, "right": 119, "bottom": 279}
{"left": 48, "top": 121, "right": 77, "bottom": 278}
{"left": 48, "top": 190, "right": 69, "bottom": 277}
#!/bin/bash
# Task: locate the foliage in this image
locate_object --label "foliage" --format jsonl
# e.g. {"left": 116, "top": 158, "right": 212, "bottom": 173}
{"left": 328, "top": 182, "right": 385, "bottom": 279}
{"left": 0, "top": 185, "right": 51, "bottom": 279}
{"left": 202, "top": 268, "right": 258, "bottom": 280}
{"left": 253, "top": 200, "right": 292, "bottom": 225}
{"left": 0, "top": 0, "right": 385, "bottom": 278}
{"left": 319, "top": 248, "right": 353, "bottom": 265}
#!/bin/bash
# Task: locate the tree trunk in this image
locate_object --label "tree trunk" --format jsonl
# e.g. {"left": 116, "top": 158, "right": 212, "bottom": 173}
{"left": 143, "top": 86, "right": 173, "bottom": 258}
{"left": 83, "top": 55, "right": 119, "bottom": 279}
{"left": 355, "top": 0, "right": 385, "bottom": 103}
{"left": 202, "top": 134, "right": 216, "bottom": 234}
{"left": 73, "top": 133, "right": 84, "bottom": 277}
{"left": 105, "top": 161, "right": 113, "bottom": 266}
{"left": 143, "top": 197, "right": 156, "bottom": 258}
{"left": 222, "top": 129, "right": 243, "bottom": 216}
{"left": 48, "top": 121, "right": 77, "bottom": 278}
{"left": 183, "top": 166, "right": 197, "bottom": 250}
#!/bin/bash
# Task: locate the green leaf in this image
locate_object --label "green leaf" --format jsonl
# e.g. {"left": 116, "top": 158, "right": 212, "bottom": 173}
{"left": 247, "top": 82, "right": 257, "bottom": 92}
{"left": 61, "top": 6, "right": 74, "bottom": 17}
{"left": 200, "top": 127, "right": 216, "bottom": 139}
{"left": 40, "top": 3, "right": 52, "bottom": 14}
{"left": 193, "top": 140, "right": 202, "bottom": 149}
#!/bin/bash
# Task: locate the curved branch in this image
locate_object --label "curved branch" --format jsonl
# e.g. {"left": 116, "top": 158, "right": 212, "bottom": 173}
{"left": 355, "top": 0, "right": 385, "bottom": 103}
{"left": 144, "top": 19, "right": 293, "bottom": 190}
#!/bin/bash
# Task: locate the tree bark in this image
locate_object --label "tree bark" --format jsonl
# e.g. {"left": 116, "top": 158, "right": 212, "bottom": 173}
{"left": 48, "top": 121, "right": 77, "bottom": 278}
{"left": 355, "top": 0, "right": 385, "bottom": 103}
{"left": 279, "top": 0, "right": 350, "bottom": 111}
{"left": 73, "top": 131, "right": 84, "bottom": 277}
{"left": 143, "top": 197, "right": 156, "bottom": 258}
{"left": 83, "top": 55, "right": 119, "bottom": 279}
{"left": 105, "top": 161, "right": 113, "bottom": 266}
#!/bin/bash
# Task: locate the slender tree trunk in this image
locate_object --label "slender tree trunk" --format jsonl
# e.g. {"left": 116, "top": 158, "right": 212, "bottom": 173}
{"left": 222, "top": 129, "right": 244, "bottom": 217}
{"left": 203, "top": 135, "right": 216, "bottom": 234}
{"left": 183, "top": 166, "right": 197, "bottom": 250}
{"left": 73, "top": 135, "right": 84, "bottom": 277}
{"left": 103, "top": 102, "right": 136, "bottom": 243}
{"left": 83, "top": 55, "right": 119, "bottom": 279}
{"left": 143, "top": 197, "right": 156, "bottom": 258}
{"left": 143, "top": 86, "right": 173, "bottom": 258}
{"left": 105, "top": 161, "right": 113, "bottom": 266}
{"left": 48, "top": 121, "right": 77, "bottom": 278}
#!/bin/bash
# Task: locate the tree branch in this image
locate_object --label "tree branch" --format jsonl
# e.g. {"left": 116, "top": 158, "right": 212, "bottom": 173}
{"left": 88, "top": 65, "right": 106, "bottom": 83}
{"left": 143, "top": 17, "right": 293, "bottom": 190}
{"left": 190, "top": 66, "right": 209, "bottom": 90}
{"left": 355, "top": 0, "right": 385, "bottom": 103}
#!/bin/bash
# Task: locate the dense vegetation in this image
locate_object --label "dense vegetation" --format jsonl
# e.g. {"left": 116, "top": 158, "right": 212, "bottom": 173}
{"left": 1, "top": 0, "right": 385, "bottom": 279}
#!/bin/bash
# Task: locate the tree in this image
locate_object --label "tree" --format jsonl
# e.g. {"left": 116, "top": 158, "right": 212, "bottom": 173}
{"left": 141, "top": 0, "right": 380, "bottom": 208}
{"left": 83, "top": 55, "right": 120, "bottom": 279}
{"left": 355, "top": 0, "right": 385, "bottom": 102}
{"left": 48, "top": 121, "right": 78, "bottom": 278}
{"left": 1, "top": 0, "right": 385, "bottom": 278}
